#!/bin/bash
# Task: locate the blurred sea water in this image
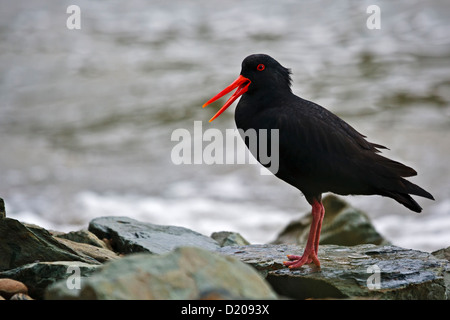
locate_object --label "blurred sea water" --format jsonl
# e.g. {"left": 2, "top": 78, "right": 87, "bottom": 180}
{"left": 0, "top": 0, "right": 449, "bottom": 251}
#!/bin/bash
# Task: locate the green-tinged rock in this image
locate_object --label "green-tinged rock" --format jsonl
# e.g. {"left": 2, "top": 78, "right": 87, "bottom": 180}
{"left": 45, "top": 246, "right": 277, "bottom": 300}
{"left": 24, "top": 222, "right": 117, "bottom": 263}
{"left": 0, "top": 218, "right": 101, "bottom": 271}
{"left": 0, "top": 261, "right": 100, "bottom": 299}
{"left": 217, "top": 244, "right": 448, "bottom": 300}
{"left": 432, "top": 246, "right": 450, "bottom": 261}
{"left": 432, "top": 246, "right": 450, "bottom": 299}
{"left": 88, "top": 216, "right": 220, "bottom": 254}
{"left": 211, "top": 231, "right": 250, "bottom": 247}
{"left": 272, "top": 194, "right": 388, "bottom": 246}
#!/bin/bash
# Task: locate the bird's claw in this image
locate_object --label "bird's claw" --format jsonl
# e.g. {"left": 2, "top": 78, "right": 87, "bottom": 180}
{"left": 283, "top": 252, "right": 320, "bottom": 269}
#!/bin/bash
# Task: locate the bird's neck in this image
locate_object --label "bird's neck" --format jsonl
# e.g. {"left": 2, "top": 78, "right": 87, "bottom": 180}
{"left": 235, "top": 90, "right": 294, "bottom": 131}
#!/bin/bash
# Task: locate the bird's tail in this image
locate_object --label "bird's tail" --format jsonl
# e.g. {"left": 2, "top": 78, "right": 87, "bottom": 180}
{"left": 382, "top": 179, "right": 434, "bottom": 213}
{"left": 369, "top": 153, "right": 434, "bottom": 213}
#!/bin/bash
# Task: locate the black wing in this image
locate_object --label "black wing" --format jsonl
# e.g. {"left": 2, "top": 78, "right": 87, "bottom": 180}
{"left": 271, "top": 97, "right": 433, "bottom": 211}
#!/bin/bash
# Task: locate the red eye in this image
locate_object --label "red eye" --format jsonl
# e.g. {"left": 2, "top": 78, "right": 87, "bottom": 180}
{"left": 257, "top": 64, "right": 265, "bottom": 71}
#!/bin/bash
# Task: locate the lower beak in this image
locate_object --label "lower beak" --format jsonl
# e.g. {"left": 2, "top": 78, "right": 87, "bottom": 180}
{"left": 202, "top": 75, "right": 251, "bottom": 122}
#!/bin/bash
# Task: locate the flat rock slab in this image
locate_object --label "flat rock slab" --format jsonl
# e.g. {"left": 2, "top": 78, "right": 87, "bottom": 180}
{"left": 217, "top": 244, "right": 449, "bottom": 300}
{"left": 88, "top": 216, "right": 220, "bottom": 255}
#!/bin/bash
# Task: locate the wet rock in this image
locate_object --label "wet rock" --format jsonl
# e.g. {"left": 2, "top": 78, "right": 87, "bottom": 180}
{"left": 0, "top": 218, "right": 101, "bottom": 271}
{"left": 0, "top": 198, "right": 5, "bottom": 219}
{"left": 211, "top": 231, "right": 250, "bottom": 247}
{"left": 272, "top": 195, "right": 388, "bottom": 246}
{"left": 56, "top": 229, "right": 111, "bottom": 250}
{"left": 53, "top": 237, "right": 119, "bottom": 263}
{"left": 45, "top": 246, "right": 277, "bottom": 300}
{"left": 217, "top": 244, "right": 448, "bottom": 300}
{"left": 25, "top": 222, "right": 118, "bottom": 263}
{"left": 0, "top": 278, "right": 28, "bottom": 299}
{"left": 88, "top": 216, "right": 220, "bottom": 255}
{"left": 0, "top": 261, "right": 100, "bottom": 299}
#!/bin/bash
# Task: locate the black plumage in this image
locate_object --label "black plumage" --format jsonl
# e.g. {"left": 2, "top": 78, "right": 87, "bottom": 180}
{"left": 203, "top": 53, "right": 434, "bottom": 268}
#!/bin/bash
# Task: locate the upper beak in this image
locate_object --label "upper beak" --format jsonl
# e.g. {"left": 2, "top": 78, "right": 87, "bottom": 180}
{"left": 202, "top": 75, "right": 251, "bottom": 122}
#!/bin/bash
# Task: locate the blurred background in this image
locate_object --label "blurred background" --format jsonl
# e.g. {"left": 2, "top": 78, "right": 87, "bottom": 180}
{"left": 0, "top": 0, "right": 449, "bottom": 252}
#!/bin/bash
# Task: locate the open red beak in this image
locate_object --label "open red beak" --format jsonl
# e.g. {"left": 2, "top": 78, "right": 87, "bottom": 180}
{"left": 202, "top": 75, "right": 251, "bottom": 122}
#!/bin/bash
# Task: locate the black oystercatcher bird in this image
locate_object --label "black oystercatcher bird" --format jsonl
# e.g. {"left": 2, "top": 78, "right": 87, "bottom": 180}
{"left": 202, "top": 54, "right": 434, "bottom": 269}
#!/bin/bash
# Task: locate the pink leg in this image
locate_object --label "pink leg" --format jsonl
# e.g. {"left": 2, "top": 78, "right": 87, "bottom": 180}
{"left": 314, "top": 203, "right": 325, "bottom": 254}
{"left": 283, "top": 199, "right": 325, "bottom": 269}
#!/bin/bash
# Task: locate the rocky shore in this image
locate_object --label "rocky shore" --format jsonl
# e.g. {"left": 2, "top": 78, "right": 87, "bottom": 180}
{"left": 0, "top": 195, "right": 448, "bottom": 300}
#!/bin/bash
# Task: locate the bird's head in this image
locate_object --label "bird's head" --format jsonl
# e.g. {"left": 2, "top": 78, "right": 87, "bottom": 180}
{"left": 203, "top": 54, "right": 292, "bottom": 122}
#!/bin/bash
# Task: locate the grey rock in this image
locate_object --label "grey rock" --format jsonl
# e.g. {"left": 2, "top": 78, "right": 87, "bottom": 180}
{"left": 272, "top": 194, "right": 388, "bottom": 246}
{"left": 88, "top": 216, "right": 220, "bottom": 254}
{"left": 217, "top": 244, "right": 448, "bottom": 300}
{"left": 0, "top": 218, "right": 101, "bottom": 271}
{"left": 0, "top": 261, "right": 100, "bottom": 299}
{"left": 211, "top": 231, "right": 250, "bottom": 247}
{"left": 45, "top": 246, "right": 277, "bottom": 300}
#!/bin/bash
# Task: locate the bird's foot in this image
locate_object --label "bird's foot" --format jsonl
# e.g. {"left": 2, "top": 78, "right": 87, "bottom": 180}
{"left": 283, "top": 198, "right": 324, "bottom": 270}
{"left": 283, "top": 251, "right": 320, "bottom": 269}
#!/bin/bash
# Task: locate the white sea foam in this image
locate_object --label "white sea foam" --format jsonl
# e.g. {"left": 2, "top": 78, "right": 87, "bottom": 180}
{"left": 373, "top": 199, "right": 450, "bottom": 252}
{"left": 8, "top": 189, "right": 449, "bottom": 252}
{"left": 72, "top": 191, "right": 294, "bottom": 244}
